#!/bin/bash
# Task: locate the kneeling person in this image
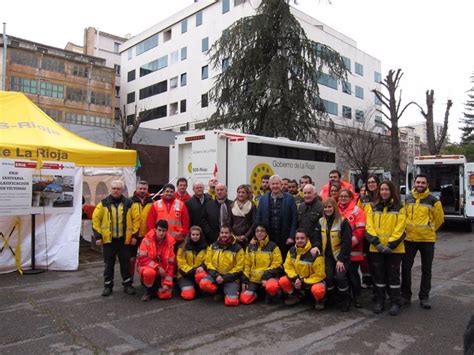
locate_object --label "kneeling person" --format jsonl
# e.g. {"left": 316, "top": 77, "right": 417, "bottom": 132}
{"left": 176, "top": 226, "right": 208, "bottom": 300}
{"left": 199, "top": 226, "right": 244, "bottom": 306}
{"left": 240, "top": 224, "right": 283, "bottom": 305}
{"left": 137, "top": 220, "right": 175, "bottom": 301}
{"left": 279, "top": 229, "right": 326, "bottom": 309}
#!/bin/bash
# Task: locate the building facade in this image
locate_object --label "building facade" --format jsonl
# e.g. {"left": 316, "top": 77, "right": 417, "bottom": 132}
{"left": 402, "top": 121, "right": 444, "bottom": 145}
{"left": 120, "top": 0, "right": 382, "bottom": 132}
{"left": 399, "top": 126, "right": 421, "bottom": 171}
{"left": 0, "top": 35, "right": 116, "bottom": 129}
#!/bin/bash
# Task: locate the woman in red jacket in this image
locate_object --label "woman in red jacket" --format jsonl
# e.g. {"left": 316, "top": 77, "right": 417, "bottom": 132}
{"left": 137, "top": 219, "right": 175, "bottom": 302}
{"left": 338, "top": 188, "right": 366, "bottom": 308}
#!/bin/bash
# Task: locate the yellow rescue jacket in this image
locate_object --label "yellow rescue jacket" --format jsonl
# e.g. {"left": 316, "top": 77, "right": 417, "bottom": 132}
{"left": 365, "top": 200, "right": 407, "bottom": 253}
{"left": 404, "top": 189, "right": 444, "bottom": 243}
{"left": 176, "top": 238, "right": 207, "bottom": 279}
{"left": 283, "top": 241, "right": 325, "bottom": 285}
{"left": 205, "top": 236, "right": 244, "bottom": 282}
{"left": 132, "top": 194, "right": 153, "bottom": 238}
{"left": 243, "top": 235, "right": 282, "bottom": 284}
{"left": 92, "top": 195, "right": 140, "bottom": 245}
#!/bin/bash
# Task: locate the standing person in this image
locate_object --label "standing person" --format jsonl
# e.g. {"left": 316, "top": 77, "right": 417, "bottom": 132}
{"left": 230, "top": 184, "right": 257, "bottom": 248}
{"left": 281, "top": 178, "right": 290, "bottom": 193}
{"left": 254, "top": 174, "right": 271, "bottom": 205}
{"left": 365, "top": 181, "right": 407, "bottom": 316}
{"left": 288, "top": 179, "right": 303, "bottom": 204}
{"left": 201, "top": 183, "right": 233, "bottom": 243}
{"left": 199, "top": 226, "right": 244, "bottom": 306}
{"left": 185, "top": 181, "right": 210, "bottom": 228}
{"left": 256, "top": 175, "right": 297, "bottom": 257}
{"left": 297, "top": 184, "right": 323, "bottom": 241}
{"left": 279, "top": 229, "right": 326, "bottom": 309}
{"left": 329, "top": 181, "right": 342, "bottom": 203}
{"left": 313, "top": 198, "right": 352, "bottom": 311}
{"left": 401, "top": 174, "right": 444, "bottom": 309}
{"left": 175, "top": 177, "right": 191, "bottom": 203}
{"left": 146, "top": 184, "right": 190, "bottom": 248}
{"left": 130, "top": 180, "right": 153, "bottom": 280}
{"left": 320, "top": 170, "right": 355, "bottom": 200}
{"left": 176, "top": 226, "right": 208, "bottom": 300}
{"left": 92, "top": 180, "right": 140, "bottom": 297}
{"left": 240, "top": 224, "right": 282, "bottom": 304}
{"left": 206, "top": 177, "right": 219, "bottom": 200}
{"left": 299, "top": 175, "right": 313, "bottom": 191}
{"left": 137, "top": 220, "right": 175, "bottom": 301}
{"left": 338, "top": 189, "right": 366, "bottom": 308}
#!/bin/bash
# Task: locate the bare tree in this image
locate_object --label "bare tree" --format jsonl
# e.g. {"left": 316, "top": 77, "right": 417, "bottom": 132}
{"left": 119, "top": 105, "right": 148, "bottom": 149}
{"left": 415, "top": 90, "right": 452, "bottom": 154}
{"left": 372, "top": 69, "right": 415, "bottom": 188}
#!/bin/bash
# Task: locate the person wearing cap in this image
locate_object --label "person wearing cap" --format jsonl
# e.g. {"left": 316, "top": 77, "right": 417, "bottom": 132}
{"left": 137, "top": 219, "right": 175, "bottom": 302}
{"left": 176, "top": 226, "right": 208, "bottom": 300}
{"left": 240, "top": 224, "right": 282, "bottom": 305}
{"left": 199, "top": 226, "right": 244, "bottom": 306}
{"left": 279, "top": 229, "right": 326, "bottom": 310}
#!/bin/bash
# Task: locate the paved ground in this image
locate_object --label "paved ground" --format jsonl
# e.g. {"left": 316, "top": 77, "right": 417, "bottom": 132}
{"left": 1, "top": 224, "right": 473, "bottom": 354}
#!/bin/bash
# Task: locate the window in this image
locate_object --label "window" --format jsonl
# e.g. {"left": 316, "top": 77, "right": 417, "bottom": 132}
{"left": 170, "top": 50, "right": 179, "bottom": 65}
{"left": 163, "top": 29, "right": 172, "bottom": 42}
{"left": 342, "top": 56, "right": 351, "bottom": 72}
{"left": 318, "top": 72, "right": 338, "bottom": 90}
{"left": 140, "top": 55, "right": 168, "bottom": 77}
{"left": 234, "top": 0, "right": 245, "bottom": 4}
{"left": 10, "top": 49, "right": 38, "bottom": 68}
{"left": 181, "top": 19, "right": 188, "bottom": 33}
{"left": 355, "top": 62, "right": 363, "bottom": 76}
{"left": 127, "top": 92, "right": 135, "bottom": 104}
{"left": 355, "top": 110, "right": 364, "bottom": 121}
{"left": 355, "top": 85, "right": 364, "bottom": 99}
{"left": 128, "top": 69, "right": 136, "bottom": 82}
{"left": 180, "top": 99, "right": 187, "bottom": 113}
{"left": 375, "top": 115, "right": 384, "bottom": 125}
{"left": 202, "top": 37, "right": 209, "bottom": 52}
{"left": 66, "top": 87, "right": 87, "bottom": 103}
{"left": 342, "top": 106, "right": 352, "bottom": 119}
{"left": 128, "top": 48, "right": 133, "bottom": 60}
{"left": 39, "top": 81, "right": 64, "bottom": 99}
{"left": 139, "top": 80, "right": 167, "bottom": 100}
{"left": 114, "top": 64, "right": 121, "bottom": 75}
{"left": 90, "top": 91, "right": 112, "bottom": 106}
{"left": 181, "top": 46, "right": 187, "bottom": 60}
{"left": 91, "top": 68, "right": 113, "bottom": 83}
{"left": 114, "top": 42, "right": 120, "bottom": 53}
{"left": 322, "top": 99, "right": 338, "bottom": 115}
{"left": 141, "top": 105, "right": 167, "bottom": 122}
{"left": 223, "top": 0, "right": 230, "bottom": 13}
{"left": 375, "top": 93, "right": 382, "bottom": 106}
{"left": 136, "top": 34, "right": 158, "bottom": 55}
{"left": 180, "top": 73, "right": 187, "bottom": 87}
{"left": 201, "top": 65, "right": 209, "bottom": 80}
{"left": 115, "top": 86, "right": 120, "bottom": 97}
{"left": 222, "top": 58, "right": 230, "bottom": 71}
{"left": 41, "top": 107, "right": 63, "bottom": 121}
{"left": 201, "top": 93, "right": 209, "bottom": 107}
{"left": 374, "top": 71, "right": 381, "bottom": 83}
{"left": 342, "top": 81, "right": 351, "bottom": 95}
{"left": 196, "top": 11, "right": 203, "bottom": 26}
{"left": 42, "top": 57, "right": 65, "bottom": 73}
{"left": 10, "top": 77, "right": 38, "bottom": 94}
{"left": 170, "top": 76, "right": 178, "bottom": 89}
{"left": 170, "top": 102, "right": 179, "bottom": 116}
{"left": 70, "top": 64, "right": 89, "bottom": 78}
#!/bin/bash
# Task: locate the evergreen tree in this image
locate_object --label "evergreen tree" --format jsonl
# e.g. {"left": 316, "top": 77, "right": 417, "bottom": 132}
{"left": 206, "top": 0, "right": 346, "bottom": 142}
{"left": 460, "top": 74, "right": 474, "bottom": 144}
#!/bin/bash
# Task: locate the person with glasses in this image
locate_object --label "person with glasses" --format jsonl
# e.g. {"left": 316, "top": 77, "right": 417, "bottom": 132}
{"left": 338, "top": 189, "right": 366, "bottom": 308}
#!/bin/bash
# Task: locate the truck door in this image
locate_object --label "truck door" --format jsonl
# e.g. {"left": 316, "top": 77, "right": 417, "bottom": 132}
{"left": 406, "top": 163, "right": 415, "bottom": 197}
{"left": 465, "top": 163, "right": 474, "bottom": 218}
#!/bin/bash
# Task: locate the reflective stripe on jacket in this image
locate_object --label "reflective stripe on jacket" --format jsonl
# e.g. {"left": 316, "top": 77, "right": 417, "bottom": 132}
{"left": 284, "top": 241, "right": 325, "bottom": 285}
{"left": 243, "top": 235, "right": 282, "bottom": 284}
{"left": 146, "top": 198, "right": 190, "bottom": 242}
{"left": 404, "top": 189, "right": 444, "bottom": 243}
{"left": 132, "top": 194, "right": 153, "bottom": 238}
{"left": 205, "top": 237, "right": 244, "bottom": 282}
{"left": 339, "top": 200, "right": 366, "bottom": 261}
{"left": 176, "top": 240, "right": 207, "bottom": 279}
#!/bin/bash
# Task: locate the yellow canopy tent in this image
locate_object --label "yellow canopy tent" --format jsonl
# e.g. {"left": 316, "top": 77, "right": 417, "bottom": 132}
{"left": 0, "top": 91, "right": 137, "bottom": 273}
{"left": 0, "top": 91, "right": 136, "bottom": 166}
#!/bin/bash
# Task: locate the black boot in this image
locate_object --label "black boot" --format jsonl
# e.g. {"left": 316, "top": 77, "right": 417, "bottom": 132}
{"left": 102, "top": 287, "right": 113, "bottom": 297}
{"left": 389, "top": 303, "right": 401, "bottom": 316}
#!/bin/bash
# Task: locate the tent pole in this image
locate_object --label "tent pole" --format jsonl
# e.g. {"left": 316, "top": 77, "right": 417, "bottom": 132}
{"left": 23, "top": 214, "right": 45, "bottom": 275}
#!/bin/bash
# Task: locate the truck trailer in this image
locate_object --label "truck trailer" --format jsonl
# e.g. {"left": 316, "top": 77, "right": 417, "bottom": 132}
{"left": 406, "top": 155, "right": 474, "bottom": 228}
{"left": 169, "top": 130, "right": 336, "bottom": 199}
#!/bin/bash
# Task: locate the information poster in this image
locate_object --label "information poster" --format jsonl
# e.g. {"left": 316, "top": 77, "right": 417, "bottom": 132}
{"left": 0, "top": 159, "right": 75, "bottom": 216}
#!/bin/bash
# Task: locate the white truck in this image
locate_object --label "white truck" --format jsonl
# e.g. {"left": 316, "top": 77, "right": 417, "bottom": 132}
{"left": 169, "top": 130, "right": 336, "bottom": 199}
{"left": 406, "top": 155, "right": 474, "bottom": 228}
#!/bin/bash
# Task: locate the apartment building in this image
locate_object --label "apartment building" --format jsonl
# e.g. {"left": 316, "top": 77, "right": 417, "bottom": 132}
{"left": 0, "top": 35, "right": 116, "bottom": 129}
{"left": 120, "top": 0, "right": 382, "bottom": 132}
{"left": 399, "top": 126, "right": 422, "bottom": 171}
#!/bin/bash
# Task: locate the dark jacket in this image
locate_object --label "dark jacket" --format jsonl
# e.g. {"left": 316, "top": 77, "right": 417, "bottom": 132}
{"left": 230, "top": 201, "right": 257, "bottom": 241}
{"left": 201, "top": 198, "right": 233, "bottom": 243}
{"left": 297, "top": 197, "right": 323, "bottom": 242}
{"left": 256, "top": 192, "right": 297, "bottom": 253}
{"left": 185, "top": 194, "right": 210, "bottom": 228}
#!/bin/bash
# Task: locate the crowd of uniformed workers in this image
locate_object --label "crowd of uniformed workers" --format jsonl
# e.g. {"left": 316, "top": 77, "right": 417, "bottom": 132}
{"left": 92, "top": 170, "right": 444, "bottom": 316}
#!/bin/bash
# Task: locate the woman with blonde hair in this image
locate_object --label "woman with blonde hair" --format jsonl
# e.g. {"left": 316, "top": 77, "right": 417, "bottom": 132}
{"left": 230, "top": 184, "right": 256, "bottom": 248}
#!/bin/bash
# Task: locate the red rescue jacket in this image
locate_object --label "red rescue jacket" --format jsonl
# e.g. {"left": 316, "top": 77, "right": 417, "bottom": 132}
{"left": 338, "top": 199, "right": 366, "bottom": 261}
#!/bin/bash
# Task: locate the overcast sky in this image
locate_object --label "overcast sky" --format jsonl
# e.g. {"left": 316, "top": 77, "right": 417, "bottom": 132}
{"left": 2, "top": 0, "right": 472, "bottom": 142}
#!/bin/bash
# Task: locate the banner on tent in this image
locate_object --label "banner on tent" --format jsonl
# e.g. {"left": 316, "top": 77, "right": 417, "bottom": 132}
{"left": 0, "top": 159, "right": 75, "bottom": 216}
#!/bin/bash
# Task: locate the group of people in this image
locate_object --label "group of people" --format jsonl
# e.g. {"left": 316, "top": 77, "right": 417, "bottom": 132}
{"left": 92, "top": 169, "right": 444, "bottom": 316}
